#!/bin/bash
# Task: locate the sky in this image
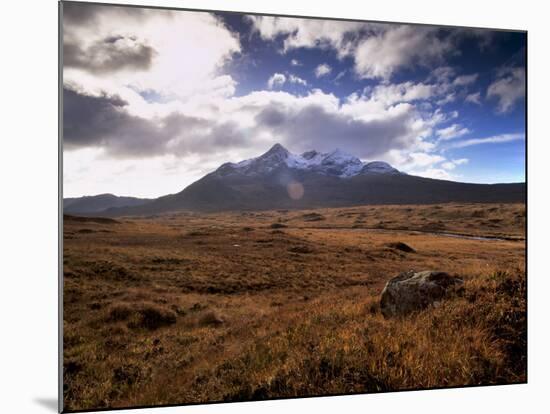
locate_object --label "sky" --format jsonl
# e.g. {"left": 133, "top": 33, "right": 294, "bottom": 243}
{"left": 62, "top": 2, "right": 526, "bottom": 198}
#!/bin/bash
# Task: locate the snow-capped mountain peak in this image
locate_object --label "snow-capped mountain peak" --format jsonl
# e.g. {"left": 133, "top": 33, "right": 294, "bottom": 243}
{"left": 215, "top": 144, "right": 401, "bottom": 178}
{"left": 259, "top": 143, "right": 290, "bottom": 160}
{"left": 319, "top": 148, "right": 363, "bottom": 177}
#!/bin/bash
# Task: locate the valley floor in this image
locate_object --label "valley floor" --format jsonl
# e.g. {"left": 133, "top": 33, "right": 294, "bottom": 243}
{"left": 62, "top": 203, "right": 526, "bottom": 411}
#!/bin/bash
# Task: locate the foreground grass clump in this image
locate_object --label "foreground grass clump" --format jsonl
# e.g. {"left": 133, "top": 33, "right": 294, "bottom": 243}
{"left": 107, "top": 303, "right": 177, "bottom": 330}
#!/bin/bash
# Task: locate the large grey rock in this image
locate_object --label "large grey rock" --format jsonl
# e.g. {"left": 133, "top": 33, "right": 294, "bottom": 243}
{"left": 380, "top": 270, "right": 464, "bottom": 317}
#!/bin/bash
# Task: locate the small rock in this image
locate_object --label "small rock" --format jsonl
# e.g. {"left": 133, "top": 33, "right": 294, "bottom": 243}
{"left": 380, "top": 270, "right": 464, "bottom": 317}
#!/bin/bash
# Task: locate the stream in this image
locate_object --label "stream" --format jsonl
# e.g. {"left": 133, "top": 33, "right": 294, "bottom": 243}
{"left": 296, "top": 226, "right": 524, "bottom": 242}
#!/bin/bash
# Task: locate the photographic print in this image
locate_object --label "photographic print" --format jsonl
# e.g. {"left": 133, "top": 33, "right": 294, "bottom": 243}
{"left": 61, "top": 1, "right": 526, "bottom": 411}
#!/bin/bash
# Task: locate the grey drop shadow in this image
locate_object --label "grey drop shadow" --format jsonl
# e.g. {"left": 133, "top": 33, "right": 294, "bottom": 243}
{"left": 33, "top": 397, "right": 58, "bottom": 412}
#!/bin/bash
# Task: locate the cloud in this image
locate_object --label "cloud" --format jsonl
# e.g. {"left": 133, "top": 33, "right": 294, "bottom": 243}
{"left": 387, "top": 151, "right": 453, "bottom": 180}
{"left": 64, "top": 80, "right": 450, "bottom": 165}
{"left": 334, "top": 70, "right": 347, "bottom": 82}
{"left": 465, "top": 92, "right": 481, "bottom": 105}
{"left": 288, "top": 74, "right": 307, "bottom": 86}
{"left": 430, "top": 66, "right": 456, "bottom": 83}
{"left": 247, "top": 15, "right": 366, "bottom": 56}
{"left": 248, "top": 16, "right": 461, "bottom": 81}
{"left": 234, "top": 88, "right": 434, "bottom": 158}
{"left": 63, "top": 1, "right": 148, "bottom": 27}
{"left": 64, "top": 147, "right": 227, "bottom": 198}
{"left": 267, "top": 73, "right": 286, "bottom": 89}
{"left": 63, "top": 3, "right": 241, "bottom": 99}
{"left": 400, "top": 156, "right": 467, "bottom": 180}
{"left": 361, "top": 75, "right": 474, "bottom": 111}
{"left": 267, "top": 72, "right": 307, "bottom": 88}
{"left": 339, "top": 92, "right": 453, "bottom": 149}
{"left": 436, "top": 93, "right": 456, "bottom": 106}
{"left": 436, "top": 124, "right": 470, "bottom": 140}
{"left": 290, "top": 59, "right": 301, "bottom": 66}
{"left": 453, "top": 74, "right": 478, "bottom": 86}
{"left": 396, "top": 152, "right": 446, "bottom": 168}
{"left": 63, "top": 86, "right": 133, "bottom": 149}
{"left": 63, "top": 86, "right": 249, "bottom": 158}
{"left": 348, "top": 75, "right": 465, "bottom": 111}
{"left": 441, "top": 158, "right": 469, "bottom": 170}
{"left": 448, "top": 133, "right": 524, "bottom": 148}
{"left": 367, "top": 81, "right": 435, "bottom": 106}
{"left": 315, "top": 63, "right": 332, "bottom": 78}
{"left": 353, "top": 26, "right": 455, "bottom": 79}
{"left": 386, "top": 150, "right": 468, "bottom": 181}
{"left": 64, "top": 34, "right": 157, "bottom": 75}
{"left": 411, "top": 168, "right": 454, "bottom": 180}
{"left": 487, "top": 67, "right": 525, "bottom": 113}
{"left": 254, "top": 104, "right": 417, "bottom": 158}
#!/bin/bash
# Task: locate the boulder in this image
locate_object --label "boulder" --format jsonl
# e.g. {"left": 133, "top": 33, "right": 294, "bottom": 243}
{"left": 380, "top": 270, "right": 464, "bottom": 317}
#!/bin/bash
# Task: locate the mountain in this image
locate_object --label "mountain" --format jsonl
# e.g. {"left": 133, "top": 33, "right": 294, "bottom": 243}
{"left": 63, "top": 193, "right": 152, "bottom": 215}
{"left": 214, "top": 144, "right": 400, "bottom": 178}
{"left": 91, "top": 144, "right": 525, "bottom": 216}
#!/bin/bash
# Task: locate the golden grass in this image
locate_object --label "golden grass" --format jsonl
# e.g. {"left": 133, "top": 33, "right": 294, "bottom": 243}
{"left": 62, "top": 203, "right": 526, "bottom": 411}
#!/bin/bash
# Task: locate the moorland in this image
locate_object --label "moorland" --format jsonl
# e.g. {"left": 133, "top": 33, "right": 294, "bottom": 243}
{"left": 63, "top": 202, "right": 526, "bottom": 411}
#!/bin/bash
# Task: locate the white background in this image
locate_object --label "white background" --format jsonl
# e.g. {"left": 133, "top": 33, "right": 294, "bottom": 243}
{"left": 0, "top": 0, "right": 548, "bottom": 413}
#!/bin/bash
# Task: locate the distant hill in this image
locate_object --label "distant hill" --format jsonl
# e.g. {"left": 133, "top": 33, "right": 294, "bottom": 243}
{"left": 63, "top": 193, "right": 152, "bottom": 215}
{"left": 86, "top": 144, "right": 525, "bottom": 217}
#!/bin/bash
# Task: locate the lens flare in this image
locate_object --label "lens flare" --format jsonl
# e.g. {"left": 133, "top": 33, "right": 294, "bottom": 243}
{"left": 287, "top": 181, "right": 304, "bottom": 200}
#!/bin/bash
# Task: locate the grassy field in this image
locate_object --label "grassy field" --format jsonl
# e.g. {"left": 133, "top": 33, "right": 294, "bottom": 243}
{"left": 62, "top": 203, "right": 526, "bottom": 411}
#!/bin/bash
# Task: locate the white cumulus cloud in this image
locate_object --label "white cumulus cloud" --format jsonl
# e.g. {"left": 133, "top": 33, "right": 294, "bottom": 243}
{"left": 267, "top": 73, "right": 287, "bottom": 89}
{"left": 315, "top": 63, "right": 332, "bottom": 78}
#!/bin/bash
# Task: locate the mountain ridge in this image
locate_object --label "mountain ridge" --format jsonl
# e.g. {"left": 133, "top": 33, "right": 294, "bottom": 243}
{"left": 215, "top": 144, "right": 400, "bottom": 178}
{"left": 63, "top": 193, "right": 152, "bottom": 215}
{"left": 63, "top": 144, "right": 525, "bottom": 216}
